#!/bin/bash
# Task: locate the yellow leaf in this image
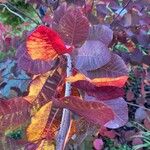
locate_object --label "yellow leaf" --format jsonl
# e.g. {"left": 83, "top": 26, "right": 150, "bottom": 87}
{"left": 27, "top": 101, "right": 52, "bottom": 142}
{"left": 66, "top": 73, "right": 128, "bottom": 87}
{"left": 37, "top": 140, "right": 55, "bottom": 150}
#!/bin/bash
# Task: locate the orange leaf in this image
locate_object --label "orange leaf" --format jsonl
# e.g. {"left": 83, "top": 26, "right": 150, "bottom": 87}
{"left": 26, "top": 25, "right": 71, "bottom": 61}
{"left": 25, "top": 72, "right": 50, "bottom": 103}
{"left": 37, "top": 140, "right": 55, "bottom": 150}
{"left": 27, "top": 101, "right": 52, "bottom": 142}
{"left": 66, "top": 73, "right": 128, "bottom": 87}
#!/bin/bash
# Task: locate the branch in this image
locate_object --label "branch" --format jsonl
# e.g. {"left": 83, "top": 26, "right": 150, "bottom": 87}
{"left": 56, "top": 54, "right": 72, "bottom": 150}
{"left": 6, "top": 2, "right": 40, "bottom": 25}
{"left": 127, "top": 102, "right": 150, "bottom": 112}
{"left": 0, "top": 3, "right": 26, "bottom": 22}
{"left": 110, "top": 0, "right": 132, "bottom": 26}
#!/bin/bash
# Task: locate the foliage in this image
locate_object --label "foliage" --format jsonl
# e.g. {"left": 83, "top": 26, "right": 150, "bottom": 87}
{"left": 0, "top": 0, "right": 150, "bottom": 149}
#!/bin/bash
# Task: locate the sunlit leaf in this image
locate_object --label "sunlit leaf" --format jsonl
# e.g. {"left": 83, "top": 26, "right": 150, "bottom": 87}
{"left": 0, "top": 97, "right": 32, "bottom": 132}
{"left": 26, "top": 25, "right": 71, "bottom": 60}
{"left": 52, "top": 96, "right": 114, "bottom": 126}
{"left": 16, "top": 43, "right": 59, "bottom": 74}
{"left": 66, "top": 73, "right": 128, "bottom": 87}
{"left": 37, "top": 140, "right": 55, "bottom": 150}
{"left": 26, "top": 101, "right": 52, "bottom": 142}
{"left": 58, "top": 7, "right": 89, "bottom": 46}
{"left": 25, "top": 65, "right": 65, "bottom": 107}
{"left": 25, "top": 72, "right": 51, "bottom": 103}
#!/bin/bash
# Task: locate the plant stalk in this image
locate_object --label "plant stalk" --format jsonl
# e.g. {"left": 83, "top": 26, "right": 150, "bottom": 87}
{"left": 56, "top": 54, "right": 72, "bottom": 150}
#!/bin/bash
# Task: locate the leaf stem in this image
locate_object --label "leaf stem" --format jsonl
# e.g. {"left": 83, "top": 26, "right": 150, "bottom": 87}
{"left": 127, "top": 102, "right": 150, "bottom": 111}
{"left": 56, "top": 54, "right": 72, "bottom": 150}
{"left": 110, "top": 0, "right": 132, "bottom": 26}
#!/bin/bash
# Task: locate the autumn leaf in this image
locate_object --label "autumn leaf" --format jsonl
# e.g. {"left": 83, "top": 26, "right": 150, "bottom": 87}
{"left": 26, "top": 25, "right": 71, "bottom": 61}
{"left": 58, "top": 7, "right": 89, "bottom": 46}
{"left": 16, "top": 42, "right": 60, "bottom": 74}
{"left": 52, "top": 96, "right": 114, "bottom": 126}
{"left": 85, "top": 53, "right": 129, "bottom": 79}
{"left": 66, "top": 73, "right": 128, "bottom": 87}
{"left": 0, "top": 97, "right": 32, "bottom": 132}
{"left": 26, "top": 101, "right": 52, "bottom": 142}
{"left": 88, "top": 24, "right": 113, "bottom": 46}
{"left": 37, "top": 140, "right": 55, "bottom": 150}
{"left": 74, "top": 40, "right": 111, "bottom": 71}
{"left": 25, "top": 66, "right": 65, "bottom": 107}
{"left": 25, "top": 72, "right": 51, "bottom": 103}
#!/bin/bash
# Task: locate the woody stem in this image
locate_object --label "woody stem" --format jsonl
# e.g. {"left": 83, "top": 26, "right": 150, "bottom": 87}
{"left": 56, "top": 54, "right": 72, "bottom": 150}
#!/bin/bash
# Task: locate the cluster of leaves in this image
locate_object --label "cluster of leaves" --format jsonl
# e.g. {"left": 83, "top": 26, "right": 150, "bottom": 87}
{"left": 0, "top": 0, "right": 150, "bottom": 150}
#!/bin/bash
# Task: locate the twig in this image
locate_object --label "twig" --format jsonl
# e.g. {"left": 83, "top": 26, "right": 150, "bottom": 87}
{"left": 110, "top": 0, "right": 132, "bottom": 25}
{"left": 127, "top": 102, "right": 150, "bottom": 112}
{"left": 6, "top": 1, "right": 40, "bottom": 25}
{"left": 0, "top": 3, "right": 26, "bottom": 21}
{"left": 56, "top": 54, "right": 72, "bottom": 150}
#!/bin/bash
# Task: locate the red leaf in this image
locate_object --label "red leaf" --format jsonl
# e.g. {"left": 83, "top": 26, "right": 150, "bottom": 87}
{"left": 58, "top": 7, "right": 89, "bottom": 46}
{"left": 52, "top": 96, "right": 114, "bottom": 126}
{"left": 0, "top": 97, "right": 31, "bottom": 132}
{"left": 26, "top": 25, "right": 71, "bottom": 60}
{"left": 73, "top": 82, "right": 125, "bottom": 100}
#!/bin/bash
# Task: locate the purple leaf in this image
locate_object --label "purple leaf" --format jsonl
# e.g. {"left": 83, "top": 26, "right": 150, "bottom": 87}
{"left": 84, "top": 53, "right": 128, "bottom": 79}
{"left": 85, "top": 96, "right": 128, "bottom": 129}
{"left": 74, "top": 40, "right": 111, "bottom": 71}
{"left": 88, "top": 25, "right": 113, "bottom": 46}
{"left": 52, "top": 3, "right": 67, "bottom": 30}
{"left": 104, "top": 98, "right": 128, "bottom": 129}
{"left": 58, "top": 7, "right": 89, "bottom": 46}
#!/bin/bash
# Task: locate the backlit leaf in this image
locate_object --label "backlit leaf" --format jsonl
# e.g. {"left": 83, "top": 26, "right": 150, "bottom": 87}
{"left": 25, "top": 72, "right": 51, "bottom": 103}
{"left": 25, "top": 64, "right": 65, "bottom": 107}
{"left": 74, "top": 40, "right": 111, "bottom": 71}
{"left": 58, "top": 7, "right": 89, "bottom": 46}
{"left": 37, "top": 140, "right": 55, "bottom": 150}
{"left": 52, "top": 96, "right": 114, "bottom": 126}
{"left": 27, "top": 101, "right": 52, "bottom": 142}
{"left": 26, "top": 25, "right": 71, "bottom": 60}
{"left": 66, "top": 73, "right": 128, "bottom": 87}
{"left": 16, "top": 43, "right": 58, "bottom": 75}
